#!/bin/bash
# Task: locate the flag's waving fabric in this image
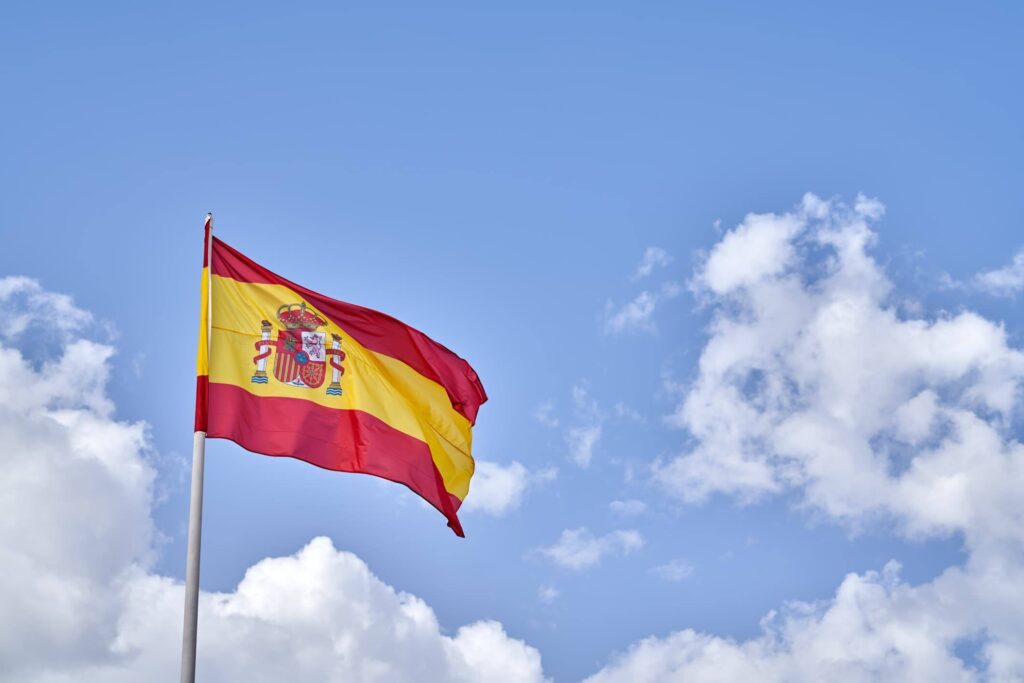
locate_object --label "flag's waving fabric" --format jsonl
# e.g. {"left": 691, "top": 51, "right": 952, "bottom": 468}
{"left": 194, "top": 225, "right": 486, "bottom": 536}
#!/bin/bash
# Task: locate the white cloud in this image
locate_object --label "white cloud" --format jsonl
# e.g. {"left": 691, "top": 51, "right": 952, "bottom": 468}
{"left": 586, "top": 557, "right": 1024, "bottom": 682}
{"left": 572, "top": 384, "right": 601, "bottom": 420}
{"left": 633, "top": 247, "right": 673, "bottom": 279}
{"left": 9, "top": 537, "right": 550, "bottom": 683}
{"left": 696, "top": 197, "right": 809, "bottom": 295}
{"left": 536, "top": 528, "right": 643, "bottom": 571}
{"left": 538, "top": 585, "right": 559, "bottom": 604}
{"left": 974, "top": 249, "right": 1024, "bottom": 297}
{"left": 461, "top": 461, "right": 557, "bottom": 517}
{"left": 613, "top": 402, "right": 646, "bottom": 423}
{"left": 609, "top": 499, "right": 648, "bottom": 516}
{"left": 605, "top": 291, "right": 658, "bottom": 334}
{"left": 563, "top": 385, "right": 605, "bottom": 468}
{"left": 587, "top": 194, "right": 1024, "bottom": 682}
{"left": 854, "top": 191, "right": 886, "bottom": 220}
{"left": 106, "top": 538, "right": 547, "bottom": 683}
{"left": 605, "top": 282, "right": 682, "bottom": 335}
{"left": 657, "top": 193, "right": 1024, "bottom": 543}
{"left": 566, "top": 425, "right": 602, "bottom": 468}
{"left": 892, "top": 389, "right": 939, "bottom": 445}
{"left": 533, "top": 400, "right": 559, "bottom": 428}
{"left": 0, "top": 278, "right": 549, "bottom": 683}
{"left": 608, "top": 247, "right": 680, "bottom": 333}
{"left": 0, "top": 275, "right": 93, "bottom": 341}
{"left": 650, "top": 559, "right": 694, "bottom": 582}
{"left": 536, "top": 466, "right": 559, "bottom": 482}
{"left": 0, "top": 342, "right": 152, "bottom": 678}
{"left": 462, "top": 461, "right": 529, "bottom": 516}
{"left": 561, "top": 388, "right": 652, "bottom": 469}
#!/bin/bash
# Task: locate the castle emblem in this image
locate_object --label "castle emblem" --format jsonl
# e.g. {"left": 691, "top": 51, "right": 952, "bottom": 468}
{"left": 251, "top": 303, "right": 345, "bottom": 395}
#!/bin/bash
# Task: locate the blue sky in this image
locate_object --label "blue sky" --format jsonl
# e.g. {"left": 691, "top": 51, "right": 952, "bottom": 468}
{"left": 3, "top": 3, "right": 1024, "bottom": 681}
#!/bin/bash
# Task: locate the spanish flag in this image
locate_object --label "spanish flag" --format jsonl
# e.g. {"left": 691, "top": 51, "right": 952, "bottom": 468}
{"left": 193, "top": 218, "right": 486, "bottom": 536}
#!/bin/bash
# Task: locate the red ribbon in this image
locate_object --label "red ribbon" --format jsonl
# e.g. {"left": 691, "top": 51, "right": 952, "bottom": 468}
{"left": 253, "top": 338, "right": 274, "bottom": 365}
{"left": 327, "top": 347, "right": 346, "bottom": 374}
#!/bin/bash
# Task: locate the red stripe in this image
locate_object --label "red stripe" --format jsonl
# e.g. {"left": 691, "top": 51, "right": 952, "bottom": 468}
{"left": 195, "top": 375, "right": 208, "bottom": 432}
{"left": 210, "top": 237, "right": 487, "bottom": 425}
{"left": 205, "top": 381, "right": 465, "bottom": 537}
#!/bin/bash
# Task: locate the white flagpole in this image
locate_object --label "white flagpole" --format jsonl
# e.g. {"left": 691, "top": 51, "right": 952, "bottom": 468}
{"left": 180, "top": 213, "right": 213, "bottom": 683}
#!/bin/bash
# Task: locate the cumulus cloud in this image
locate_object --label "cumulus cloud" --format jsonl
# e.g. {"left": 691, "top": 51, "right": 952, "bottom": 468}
{"left": 695, "top": 196, "right": 812, "bottom": 295}
{"left": 535, "top": 528, "right": 644, "bottom": 571}
{"left": 974, "top": 249, "right": 1024, "bottom": 297}
{"left": 583, "top": 195, "right": 1024, "bottom": 682}
{"left": 99, "top": 538, "right": 547, "bottom": 683}
{"left": 0, "top": 277, "right": 548, "bottom": 683}
{"left": 0, "top": 328, "right": 151, "bottom": 679}
{"left": 633, "top": 247, "right": 673, "bottom": 280}
{"left": 0, "top": 275, "right": 93, "bottom": 341}
{"left": 656, "top": 193, "right": 1024, "bottom": 542}
{"left": 586, "top": 556, "right": 1024, "bottom": 682}
{"left": 461, "top": 461, "right": 557, "bottom": 516}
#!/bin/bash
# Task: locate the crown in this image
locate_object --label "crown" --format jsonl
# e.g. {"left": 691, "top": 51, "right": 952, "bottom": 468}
{"left": 276, "top": 303, "right": 326, "bottom": 330}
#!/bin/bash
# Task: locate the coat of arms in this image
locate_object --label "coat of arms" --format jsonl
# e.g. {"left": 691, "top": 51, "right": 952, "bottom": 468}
{"left": 251, "top": 303, "right": 345, "bottom": 395}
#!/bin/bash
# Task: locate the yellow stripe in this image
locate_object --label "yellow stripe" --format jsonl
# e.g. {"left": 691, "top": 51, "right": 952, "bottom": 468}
{"left": 203, "top": 274, "right": 475, "bottom": 500}
{"left": 196, "top": 267, "right": 209, "bottom": 377}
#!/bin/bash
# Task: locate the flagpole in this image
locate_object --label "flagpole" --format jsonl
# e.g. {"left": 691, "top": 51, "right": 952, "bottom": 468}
{"left": 180, "top": 213, "right": 213, "bottom": 683}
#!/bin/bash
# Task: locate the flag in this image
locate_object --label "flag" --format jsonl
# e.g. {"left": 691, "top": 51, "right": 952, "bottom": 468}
{"left": 194, "top": 220, "right": 486, "bottom": 536}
